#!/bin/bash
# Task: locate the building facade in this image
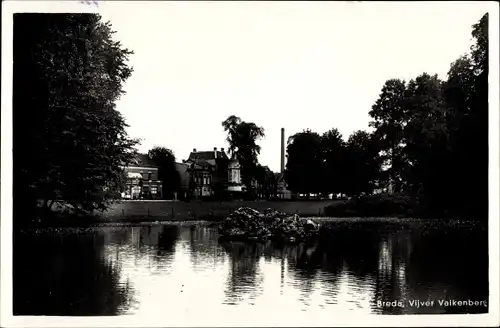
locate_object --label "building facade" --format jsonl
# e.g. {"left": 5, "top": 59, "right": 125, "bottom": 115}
{"left": 121, "top": 154, "right": 163, "bottom": 200}
{"left": 183, "top": 147, "right": 244, "bottom": 199}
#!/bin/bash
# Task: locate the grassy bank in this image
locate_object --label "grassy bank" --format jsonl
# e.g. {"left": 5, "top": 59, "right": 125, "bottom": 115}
{"left": 100, "top": 200, "right": 340, "bottom": 222}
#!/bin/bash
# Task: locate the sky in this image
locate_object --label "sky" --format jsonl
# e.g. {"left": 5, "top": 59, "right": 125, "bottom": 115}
{"left": 94, "top": 1, "right": 489, "bottom": 173}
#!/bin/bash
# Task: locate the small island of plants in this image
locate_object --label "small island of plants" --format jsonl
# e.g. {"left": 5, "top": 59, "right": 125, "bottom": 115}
{"left": 217, "top": 207, "right": 321, "bottom": 242}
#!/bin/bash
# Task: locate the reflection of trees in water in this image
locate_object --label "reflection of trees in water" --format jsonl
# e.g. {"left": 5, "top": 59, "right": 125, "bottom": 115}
{"left": 282, "top": 241, "right": 320, "bottom": 298}
{"left": 188, "top": 226, "right": 225, "bottom": 268}
{"left": 102, "top": 225, "right": 180, "bottom": 272}
{"left": 372, "top": 231, "right": 413, "bottom": 314}
{"left": 281, "top": 230, "right": 381, "bottom": 304}
{"left": 215, "top": 225, "right": 488, "bottom": 313}
{"left": 135, "top": 225, "right": 180, "bottom": 270}
{"left": 103, "top": 226, "right": 134, "bottom": 246}
{"left": 13, "top": 230, "right": 135, "bottom": 316}
{"left": 220, "top": 239, "right": 334, "bottom": 305}
{"left": 371, "top": 227, "right": 488, "bottom": 314}
{"left": 220, "top": 240, "right": 266, "bottom": 304}
{"left": 404, "top": 228, "right": 488, "bottom": 314}
{"left": 218, "top": 234, "right": 378, "bottom": 306}
{"left": 317, "top": 230, "right": 381, "bottom": 278}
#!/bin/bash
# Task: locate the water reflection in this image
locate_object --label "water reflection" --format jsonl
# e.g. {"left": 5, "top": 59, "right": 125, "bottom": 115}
{"left": 14, "top": 222, "right": 488, "bottom": 316}
{"left": 14, "top": 230, "right": 135, "bottom": 315}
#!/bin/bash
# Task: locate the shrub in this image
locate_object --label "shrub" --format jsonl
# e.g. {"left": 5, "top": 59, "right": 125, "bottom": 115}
{"left": 324, "top": 193, "right": 417, "bottom": 217}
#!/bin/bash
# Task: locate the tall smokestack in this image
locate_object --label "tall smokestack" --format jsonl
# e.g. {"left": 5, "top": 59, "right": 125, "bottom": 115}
{"left": 281, "top": 128, "right": 285, "bottom": 173}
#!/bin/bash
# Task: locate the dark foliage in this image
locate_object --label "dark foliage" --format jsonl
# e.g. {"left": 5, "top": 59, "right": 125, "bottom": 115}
{"left": 222, "top": 115, "right": 265, "bottom": 195}
{"left": 290, "top": 13, "right": 488, "bottom": 221}
{"left": 324, "top": 194, "right": 418, "bottom": 218}
{"left": 13, "top": 13, "right": 137, "bottom": 227}
{"left": 148, "top": 146, "right": 180, "bottom": 199}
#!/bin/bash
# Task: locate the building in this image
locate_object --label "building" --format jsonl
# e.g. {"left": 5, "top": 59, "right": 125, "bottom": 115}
{"left": 183, "top": 147, "right": 244, "bottom": 198}
{"left": 121, "top": 154, "right": 163, "bottom": 200}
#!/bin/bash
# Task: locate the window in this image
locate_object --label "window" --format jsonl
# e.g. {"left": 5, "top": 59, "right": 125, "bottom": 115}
{"left": 148, "top": 172, "right": 152, "bottom": 181}
{"left": 151, "top": 187, "right": 157, "bottom": 194}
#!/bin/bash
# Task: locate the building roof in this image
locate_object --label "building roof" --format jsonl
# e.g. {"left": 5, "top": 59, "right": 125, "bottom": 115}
{"left": 131, "top": 153, "right": 159, "bottom": 168}
{"left": 188, "top": 150, "right": 229, "bottom": 162}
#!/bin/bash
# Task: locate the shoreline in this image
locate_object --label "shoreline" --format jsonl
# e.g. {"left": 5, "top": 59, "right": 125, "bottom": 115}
{"left": 17, "top": 199, "right": 487, "bottom": 231}
{"left": 17, "top": 214, "right": 487, "bottom": 232}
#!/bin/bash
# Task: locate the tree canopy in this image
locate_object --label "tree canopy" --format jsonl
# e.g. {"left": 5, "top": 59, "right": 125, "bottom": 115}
{"left": 284, "top": 13, "right": 488, "bottom": 219}
{"left": 285, "top": 130, "right": 324, "bottom": 196}
{"left": 222, "top": 115, "right": 265, "bottom": 195}
{"left": 14, "top": 13, "right": 137, "bottom": 223}
{"left": 148, "top": 146, "right": 180, "bottom": 199}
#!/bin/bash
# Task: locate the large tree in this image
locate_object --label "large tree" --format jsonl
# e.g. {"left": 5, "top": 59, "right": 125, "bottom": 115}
{"left": 285, "top": 130, "right": 323, "bottom": 196}
{"left": 344, "top": 130, "right": 381, "bottom": 197}
{"left": 441, "top": 13, "right": 489, "bottom": 219}
{"left": 148, "top": 147, "right": 180, "bottom": 200}
{"left": 320, "top": 128, "right": 348, "bottom": 196}
{"left": 403, "top": 73, "right": 449, "bottom": 208}
{"left": 13, "top": 13, "right": 137, "bottom": 223}
{"left": 368, "top": 79, "right": 408, "bottom": 193}
{"left": 222, "top": 115, "right": 265, "bottom": 196}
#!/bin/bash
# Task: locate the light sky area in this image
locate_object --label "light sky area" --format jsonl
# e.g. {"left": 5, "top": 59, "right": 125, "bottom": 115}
{"left": 95, "top": 1, "right": 489, "bottom": 173}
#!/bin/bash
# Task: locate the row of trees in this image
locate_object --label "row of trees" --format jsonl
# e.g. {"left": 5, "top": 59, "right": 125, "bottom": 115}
{"left": 285, "top": 128, "right": 380, "bottom": 198}
{"left": 285, "top": 13, "right": 488, "bottom": 218}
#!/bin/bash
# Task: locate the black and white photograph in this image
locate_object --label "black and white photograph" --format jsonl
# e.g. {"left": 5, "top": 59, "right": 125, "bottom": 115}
{"left": 1, "top": 1, "right": 499, "bottom": 327}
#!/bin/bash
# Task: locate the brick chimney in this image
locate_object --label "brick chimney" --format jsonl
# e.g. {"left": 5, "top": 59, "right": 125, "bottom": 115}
{"left": 281, "top": 128, "right": 285, "bottom": 173}
{"left": 214, "top": 147, "right": 217, "bottom": 158}
{"left": 193, "top": 148, "right": 197, "bottom": 153}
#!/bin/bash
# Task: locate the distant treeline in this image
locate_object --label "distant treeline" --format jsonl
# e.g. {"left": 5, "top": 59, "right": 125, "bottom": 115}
{"left": 286, "top": 14, "right": 488, "bottom": 220}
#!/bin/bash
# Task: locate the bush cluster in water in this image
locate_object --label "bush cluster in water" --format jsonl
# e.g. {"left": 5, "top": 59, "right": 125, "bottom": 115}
{"left": 218, "top": 207, "right": 320, "bottom": 242}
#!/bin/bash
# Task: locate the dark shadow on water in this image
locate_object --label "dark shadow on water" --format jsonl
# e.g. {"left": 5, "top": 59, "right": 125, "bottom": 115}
{"left": 13, "top": 229, "right": 135, "bottom": 316}
{"left": 13, "top": 224, "right": 181, "bottom": 316}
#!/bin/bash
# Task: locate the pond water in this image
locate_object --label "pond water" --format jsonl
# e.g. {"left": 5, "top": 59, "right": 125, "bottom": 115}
{"left": 13, "top": 220, "right": 488, "bottom": 318}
